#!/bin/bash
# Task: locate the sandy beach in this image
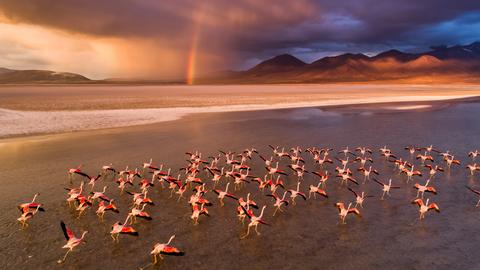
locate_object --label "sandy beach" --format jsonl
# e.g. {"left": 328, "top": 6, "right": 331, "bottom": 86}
{"left": 1, "top": 84, "right": 480, "bottom": 138}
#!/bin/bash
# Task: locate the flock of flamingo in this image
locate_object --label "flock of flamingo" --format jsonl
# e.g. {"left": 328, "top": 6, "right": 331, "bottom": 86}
{"left": 16, "top": 145, "right": 480, "bottom": 267}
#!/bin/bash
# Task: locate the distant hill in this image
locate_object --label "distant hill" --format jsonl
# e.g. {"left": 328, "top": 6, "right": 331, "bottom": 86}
{"left": 248, "top": 54, "right": 306, "bottom": 74}
{"left": 0, "top": 68, "right": 90, "bottom": 84}
{"left": 199, "top": 41, "right": 480, "bottom": 84}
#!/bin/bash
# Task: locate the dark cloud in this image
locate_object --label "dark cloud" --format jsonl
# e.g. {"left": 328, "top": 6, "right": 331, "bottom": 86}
{"left": 1, "top": 0, "right": 480, "bottom": 73}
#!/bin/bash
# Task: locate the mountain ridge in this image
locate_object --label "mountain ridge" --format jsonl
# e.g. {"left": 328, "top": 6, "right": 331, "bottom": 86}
{"left": 198, "top": 41, "right": 480, "bottom": 84}
{"left": 0, "top": 68, "right": 91, "bottom": 84}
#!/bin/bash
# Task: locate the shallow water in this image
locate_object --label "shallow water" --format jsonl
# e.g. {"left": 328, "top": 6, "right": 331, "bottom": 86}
{"left": 1, "top": 102, "right": 480, "bottom": 270}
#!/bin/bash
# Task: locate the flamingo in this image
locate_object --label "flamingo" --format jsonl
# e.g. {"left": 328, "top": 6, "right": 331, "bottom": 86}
{"left": 335, "top": 164, "right": 352, "bottom": 176}
{"left": 266, "top": 162, "right": 288, "bottom": 176}
{"left": 401, "top": 165, "right": 422, "bottom": 182}
{"left": 65, "top": 182, "right": 85, "bottom": 206}
{"left": 58, "top": 221, "right": 87, "bottom": 263}
{"left": 213, "top": 183, "right": 238, "bottom": 206}
{"left": 191, "top": 203, "right": 209, "bottom": 225}
{"left": 116, "top": 177, "right": 133, "bottom": 193}
{"left": 67, "top": 165, "right": 88, "bottom": 181}
{"left": 315, "top": 153, "right": 334, "bottom": 166}
{"left": 354, "top": 156, "right": 373, "bottom": 167}
{"left": 208, "top": 154, "right": 221, "bottom": 165}
{"left": 269, "top": 145, "right": 290, "bottom": 159}
{"left": 17, "top": 205, "right": 42, "bottom": 228}
{"left": 289, "top": 154, "right": 305, "bottom": 164}
{"left": 438, "top": 150, "right": 452, "bottom": 160}
{"left": 287, "top": 182, "right": 307, "bottom": 205}
{"left": 379, "top": 145, "right": 391, "bottom": 155}
{"left": 355, "top": 147, "right": 373, "bottom": 156}
{"left": 222, "top": 152, "right": 240, "bottom": 165}
{"left": 232, "top": 169, "right": 251, "bottom": 190}
{"left": 111, "top": 215, "right": 138, "bottom": 242}
{"left": 251, "top": 175, "right": 270, "bottom": 192}
{"left": 139, "top": 178, "right": 155, "bottom": 192}
{"left": 129, "top": 190, "right": 154, "bottom": 207}
{"left": 404, "top": 146, "right": 419, "bottom": 155}
{"left": 338, "top": 147, "right": 356, "bottom": 157}
{"left": 265, "top": 176, "right": 285, "bottom": 194}
{"left": 412, "top": 198, "right": 440, "bottom": 219}
{"left": 175, "top": 182, "right": 188, "bottom": 201}
{"left": 424, "top": 164, "right": 444, "bottom": 178}
{"left": 75, "top": 195, "right": 92, "bottom": 218}
{"left": 308, "top": 182, "right": 328, "bottom": 199}
{"left": 335, "top": 202, "right": 361, "bottom": 224}
{"left": 357, "top": 166, "right": 379, "bottom": 182}
{"left": 413, "top": 180, "right": 437, "bottom": 198}
{"left": 288, "top": 161, "right": 306, "bottom": 172}
{"left": 312, "top": 170, "right": 329, "bottom": 187}
{"left": 381, "top": 151, "right": 397, "bottom": 159}
{"left": 18, "top": 193, "right": 44, "bottom": 213}
{"left": 192, "top": 183, "right": 207, "bottom": 196}
{"left": 96, "top": 200, "right": 119, "bottom": 219}
{"left": 237, "top": 203, "right": 249, "bottom": 224}
{"left": 186, "top": 150, "right": 200, "bottom": 161}
{"left": 259, "top": 155, "right": 273, "bottom": 167}
{"left": 469, "top": 150, "right": 479, "bottom": 161}
{"left": 206, "top": 167, "right": 224, "bottom": 187}
{"left": 166, "top": 175, "right": 182, "bottom": 197}
{"left": 233, "top": 159, "right": 250, "bottom": 171}
{"left": 87, "top": 174, "right": 102, "bottom": 190}
{"left": 347, "top": 188, "right": 373, "bottom": 208}
{"left": 466, "top": 163, "right": 480, "bottom": 175}
{"left": 143, "top": 158, "right": 160, "bottom": 170}
{"left": 118, "top": 166, "right": 130, "bottom": 177}
{"left": 421, "top": 145, "right": 438, "bottom": 154}
{"left": 444, "top": 155, "right": 461, "bottom": 168}
{"left": 416, "top": 152, "right": 434, "bottom": 164}
{"left": 290, "top": 146, "right": 302, "bottom": 156}
{"left": 128, "top": 204, "right": 152, "bottom": 223}
{"left": 336, "top": 171, "right": 359, "bottom": 186}
{"left": 150, "top": 235, "right": 185, "bottom": 264}
{"left": 90, "top": 186, "right": 110, "bottom": 202}
{"left": 243, "top": 148, "right": 258, "bottom": 159}
{"left": 188, "top": 193, "right": 212, "bottom": 207}
{"left": 391, "top": 158, "right": 412, "bottom": 173}
{"left": 102, "top": 164, "right": 116, "bottom": 175}
{"left": 336, "top": 156, "right": 350, "bottom": 167}
{"left": 240, "top": 205, "right": 268, "bottom": 239}
{"left": 372, "top": 178, "right": 400, "bottom": 200}
{"left": 238, "top": 193, "right": 259, "bottom": 209}
{"left": 267, "top": 191, "right": 289, "bottom": 216}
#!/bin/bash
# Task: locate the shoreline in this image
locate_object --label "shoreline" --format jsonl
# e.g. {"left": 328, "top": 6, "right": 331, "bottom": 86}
{"left": 1, "top": 94, "right": 478, "bottom": 140}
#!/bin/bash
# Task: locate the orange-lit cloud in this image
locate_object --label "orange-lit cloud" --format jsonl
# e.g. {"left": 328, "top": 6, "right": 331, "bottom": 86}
{"left": 0, "top": 23, "right": 117, "bottom": 79}
{"left": 0, "top": 0, "right": 479, "bottom": 80}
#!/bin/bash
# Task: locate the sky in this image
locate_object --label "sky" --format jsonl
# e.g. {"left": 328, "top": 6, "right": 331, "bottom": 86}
{"left": 0, "top": 0, "right": 479, "bottom": 81}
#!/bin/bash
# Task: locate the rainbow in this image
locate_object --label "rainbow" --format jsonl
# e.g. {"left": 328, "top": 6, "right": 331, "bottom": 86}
{"left": 186, "top": 30, "right": 200, "bottom": 85}
{"left": 186, "top": 5, "right": 206, "bottom": 85}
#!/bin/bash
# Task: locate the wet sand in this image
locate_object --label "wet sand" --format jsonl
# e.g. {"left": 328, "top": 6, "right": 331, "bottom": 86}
{"left": 2, "top": 84, "right": 480, "bottom": 111}
{"left": 2, "top": 84, "right": 480, "bottom": 138}
{"left": 2, "top": 100, "right": 480, "bottom": 269}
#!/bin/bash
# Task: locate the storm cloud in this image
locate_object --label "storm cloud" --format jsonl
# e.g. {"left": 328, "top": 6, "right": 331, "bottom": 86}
{"left": 0, "top": 0, "right": 479, "bottom": 78}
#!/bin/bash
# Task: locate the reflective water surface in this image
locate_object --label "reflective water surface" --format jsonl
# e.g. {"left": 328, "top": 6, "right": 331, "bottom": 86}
{"left": 1, "top": 102, "right": 480, "bottom": 270}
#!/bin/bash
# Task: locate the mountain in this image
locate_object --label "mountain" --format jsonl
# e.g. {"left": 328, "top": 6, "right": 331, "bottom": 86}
{"left": 309, "top": 53, "right": 370, "bottom": 70}
{"left": 247, "top": 54, "right": 306, "bottom": 74}
{"left": 201, "top": 41, "right": 480, "bottom": 84}
{"left": 426, "top": 42, "right": 480, "bottom": 60}
{"left": 0, "top": 68, "right": 90, "bottom": 83}
{"left": 370, "top": 49, "right": 419, "bottom": 62}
